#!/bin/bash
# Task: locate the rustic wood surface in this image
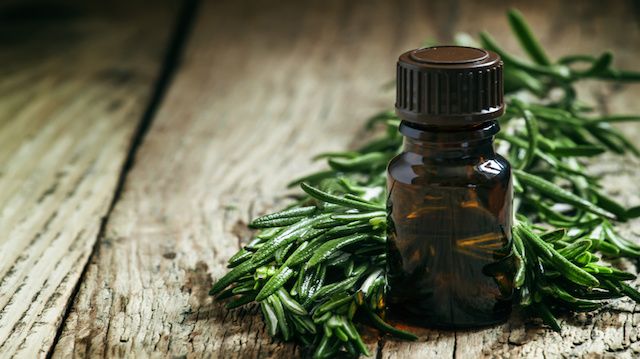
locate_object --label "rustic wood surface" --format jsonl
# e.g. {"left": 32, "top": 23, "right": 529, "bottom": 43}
{"left": 2, "top": 0, "right": 640, "bottom": 357}
{"left": 0, "top": 1, "right": 178, "bottom": 357}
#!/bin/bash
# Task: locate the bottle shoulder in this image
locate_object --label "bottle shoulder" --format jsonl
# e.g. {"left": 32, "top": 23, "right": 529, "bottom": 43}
{"left": 388, "top": 151, "right": 511, "bottom": 186}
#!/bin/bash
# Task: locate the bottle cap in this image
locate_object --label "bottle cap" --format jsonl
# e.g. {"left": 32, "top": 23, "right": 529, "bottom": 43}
{"left": 395, "top": 46, "right": 504, "bottom": 126}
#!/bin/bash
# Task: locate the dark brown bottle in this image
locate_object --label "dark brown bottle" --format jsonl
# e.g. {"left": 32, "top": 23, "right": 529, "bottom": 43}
{"left": 386, "top": 46, "right": 515, "bottom": 328}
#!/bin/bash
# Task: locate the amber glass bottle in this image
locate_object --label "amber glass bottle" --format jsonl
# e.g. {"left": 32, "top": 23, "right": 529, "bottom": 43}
{"left": 386, "top": 46, "right": 515, "bottom": 328}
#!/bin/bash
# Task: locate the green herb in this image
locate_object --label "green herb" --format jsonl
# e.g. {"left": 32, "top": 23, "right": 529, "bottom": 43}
{"left": 211, "top": 9, "right": 640, "bottom": 357}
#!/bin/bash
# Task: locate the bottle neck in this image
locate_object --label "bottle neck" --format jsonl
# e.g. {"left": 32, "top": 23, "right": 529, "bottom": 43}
{"left": 400, "top": 121, "right": 499, "bottom": 159}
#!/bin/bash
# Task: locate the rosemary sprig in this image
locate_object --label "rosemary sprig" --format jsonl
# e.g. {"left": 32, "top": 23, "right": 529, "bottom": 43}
{"left": 211, "top": 9, "right": 640, "bottom": 358}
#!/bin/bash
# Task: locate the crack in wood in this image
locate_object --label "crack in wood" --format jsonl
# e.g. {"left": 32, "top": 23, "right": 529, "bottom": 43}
{"left": 43, "top": 1, "right": 201, "bottom": 358}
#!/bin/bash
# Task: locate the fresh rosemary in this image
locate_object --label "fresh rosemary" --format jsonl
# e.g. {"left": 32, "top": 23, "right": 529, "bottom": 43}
{"left": 210, "top": 9, "right": 640, "bottom": 358}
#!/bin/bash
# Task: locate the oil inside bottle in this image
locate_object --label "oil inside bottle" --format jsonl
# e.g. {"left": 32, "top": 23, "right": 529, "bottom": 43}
{"left": 386, "top": 121, "right": 515, "bottom": 328}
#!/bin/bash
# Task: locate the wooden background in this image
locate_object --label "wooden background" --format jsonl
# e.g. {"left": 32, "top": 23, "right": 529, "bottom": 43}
{"left": 1, "top": 0, "right": 639, "bottom": 357}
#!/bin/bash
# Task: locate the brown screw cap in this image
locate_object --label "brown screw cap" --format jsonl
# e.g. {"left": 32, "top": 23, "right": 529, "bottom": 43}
{"left": 395, "top": 46, "right": 504, "bottom": 126}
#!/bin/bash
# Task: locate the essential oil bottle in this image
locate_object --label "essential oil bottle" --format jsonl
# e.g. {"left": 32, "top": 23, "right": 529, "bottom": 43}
{"left": 386, "top": 46, "right": 515, "bottom": 328}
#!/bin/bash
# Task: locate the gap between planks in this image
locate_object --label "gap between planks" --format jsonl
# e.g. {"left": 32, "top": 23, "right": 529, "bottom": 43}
{"left": 44, "top": 1, "right": 202, "bottom": 357}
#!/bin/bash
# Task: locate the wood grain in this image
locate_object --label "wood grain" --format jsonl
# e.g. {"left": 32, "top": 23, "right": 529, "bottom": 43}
{"left": 48, "top": 0, "right": 640, "bottom": 358}
{"left": 0, "top": 1, "right": 178, "bottom": 357}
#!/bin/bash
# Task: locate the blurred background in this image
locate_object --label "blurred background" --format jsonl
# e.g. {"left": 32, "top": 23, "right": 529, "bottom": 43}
{"left": 4, "top": 0, "right": 638, "bottom": 158}
{"left": 2, "top": 0, "right": 639, "bottom": 130}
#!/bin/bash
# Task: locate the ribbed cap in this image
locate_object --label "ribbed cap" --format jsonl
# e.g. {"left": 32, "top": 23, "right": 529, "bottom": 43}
{"left": 395, "top": 46, "right": 504, "bottom": 126}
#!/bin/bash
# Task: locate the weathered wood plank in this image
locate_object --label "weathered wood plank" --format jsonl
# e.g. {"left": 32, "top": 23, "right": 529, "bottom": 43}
{"left": 0, "top": 1, "right": 178, "bottom": 357}
{"left": 54, "top": 0, "right": 640, "bottom": 358}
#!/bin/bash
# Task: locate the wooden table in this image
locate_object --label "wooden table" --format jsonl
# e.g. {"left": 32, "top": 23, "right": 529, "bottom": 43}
{"left": 2, "top": 0, "right": 640, "bottom": 357}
